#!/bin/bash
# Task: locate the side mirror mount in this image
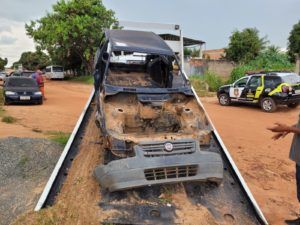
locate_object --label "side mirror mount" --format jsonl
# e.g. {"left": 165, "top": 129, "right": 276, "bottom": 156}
{"left": 102, "top": 52, "right": 109, "bottom": 62}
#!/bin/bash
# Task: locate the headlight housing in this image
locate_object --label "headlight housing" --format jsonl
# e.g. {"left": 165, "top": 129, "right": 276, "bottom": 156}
{"left": 5, "top": 91, "right": 17, "bottom": 96}
{"left": 34, "top": 91, "right": 42, "bottom": 95}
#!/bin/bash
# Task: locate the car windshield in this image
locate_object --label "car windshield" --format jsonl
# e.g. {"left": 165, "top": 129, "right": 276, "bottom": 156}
{"left": 106, "top": 51, "right": 185, "bottom": 88}
{"left": 280, "top": 74, "right": 300, "bottom": 84}
{"left": 22, "top": 72, "right": 34, "bottom": 77}
{"left": 53, "top": 67, "right": 63, "bottom": 72}
{"left": 7, "top": 78, "right": 37, "bottom": 87}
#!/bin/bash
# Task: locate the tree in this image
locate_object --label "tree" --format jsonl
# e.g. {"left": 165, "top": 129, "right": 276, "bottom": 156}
{"left": 25, "top": 0, "right": 116, "bottom": 74}
{"left": 288, "top": 20, "right": 300, "bottom": 62}
{"left": 13, "top": 50, "right": 50, "bottom": 70}
{"left": 225, "top": 28, "right": 267, "bottom": 64}
{"left": 0, "top": 57, "right": 8, "bottom": 70}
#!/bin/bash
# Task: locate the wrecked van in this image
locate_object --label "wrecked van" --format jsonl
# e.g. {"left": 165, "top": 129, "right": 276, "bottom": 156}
{"left": 93, "top": 29, "right": 223, "bottom": 191}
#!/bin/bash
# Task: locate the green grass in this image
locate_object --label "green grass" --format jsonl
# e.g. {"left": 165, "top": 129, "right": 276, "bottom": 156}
{"left": 2, "top": 116, "right": 17, "bottom": 123}
{"left": 0, "top": 107, "right": 5, "bottom": 117}
{"left": 32, "top": 128, "right": 43, "bottom": 133}
{"left": 18, "top": 155, "right": 29, "bottom": 167}
{"left": 68, "top": 75, "right": 93, "bottom": 85}
{"left": 189, "top": 74, "right": 218, "bottom": 97}
{"left": 0, "top": 94, "right": 3, "bottom": 106}
{"left": 46, "top": 131, "right": 71, "bottom": 146}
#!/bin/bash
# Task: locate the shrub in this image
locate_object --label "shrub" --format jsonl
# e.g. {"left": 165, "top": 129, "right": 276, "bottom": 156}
{"left": 228, "top": 48, "right": 295, "bottom": 84}
{"left": 189, "top": 71, "right": 223, "bottom": 92}
{"left": 2, "top": 116, "right": 17, "bottom": 124}
{"left": 202, "top": 71, "right": 224, "bottom": 92}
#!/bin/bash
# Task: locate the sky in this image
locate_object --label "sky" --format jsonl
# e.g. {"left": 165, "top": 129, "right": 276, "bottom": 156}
{"left": 0, "top": 0, "right": 299, "bottom": 66}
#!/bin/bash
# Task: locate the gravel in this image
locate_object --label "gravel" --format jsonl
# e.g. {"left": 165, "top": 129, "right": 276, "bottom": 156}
{"left": 0, "top": 137, "right": 63, "bottom": 225}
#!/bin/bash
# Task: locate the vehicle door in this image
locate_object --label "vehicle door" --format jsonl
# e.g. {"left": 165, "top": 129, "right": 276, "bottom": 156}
{"left": 229, "top": 76, "right": 249, "bottom": 101}
{"left": 242, "top": 76, "right": 263, "bottom": 102}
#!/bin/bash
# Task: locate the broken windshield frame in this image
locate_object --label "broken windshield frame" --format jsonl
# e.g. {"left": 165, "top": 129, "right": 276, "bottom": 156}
{"left": 102, "top": 48, "right": 189, "bottom": 95}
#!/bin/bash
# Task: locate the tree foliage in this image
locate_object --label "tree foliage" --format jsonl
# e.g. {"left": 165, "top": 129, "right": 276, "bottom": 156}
{"left": 0, "top": 57, "right": 8, "bottom": 70}
{"left": 288, "top": 20, "right": 300, "bottom": 62}
{"left": 225, "top": 28, "right": 267, "bottom": 64}
{"left": 228, "top": 47, "right": 294, "bottom": 83}
{"left": 12, "top": 50, "right": 50, "bottom": 70}
{"left": 25, "top": 0, "right": 116, "bottom": 74}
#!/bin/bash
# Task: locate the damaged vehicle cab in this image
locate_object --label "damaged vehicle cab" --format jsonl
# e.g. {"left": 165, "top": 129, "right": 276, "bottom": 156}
{"left": 93, "top": 29, "right": 223, "bottom": 191}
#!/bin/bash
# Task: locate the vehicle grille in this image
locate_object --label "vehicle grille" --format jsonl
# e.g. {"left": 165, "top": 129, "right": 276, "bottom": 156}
{"left": 139, "top": 140, "right": 196, "bottom": 157}
{"left": 144, "top": 165, "right": 198, "bottom": 181}
{"left": 17, "top": 92, "right": 33, "bottom": 95}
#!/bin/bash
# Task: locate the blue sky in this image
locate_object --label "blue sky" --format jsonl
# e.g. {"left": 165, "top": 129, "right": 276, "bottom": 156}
{"left": 0, "top": 0, "right": 299, "bottom": 65}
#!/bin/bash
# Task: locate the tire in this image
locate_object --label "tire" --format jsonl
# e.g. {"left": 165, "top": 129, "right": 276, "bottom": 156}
{"left": 38, "top": 99, "right": 43, "bottom": 105}
{"left": 218, "top": 93, "right": 231, "bottom": 106}
{"left": 260, "top": 97, "right": 277, "bottom": 112}
{"left": 287, "top": 103, "right": 299, "bottom": 108}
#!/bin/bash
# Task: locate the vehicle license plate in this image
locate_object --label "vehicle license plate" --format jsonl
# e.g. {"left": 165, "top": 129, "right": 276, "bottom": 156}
{"left": 20, "top": 96, "right": 30, "bottom": 100}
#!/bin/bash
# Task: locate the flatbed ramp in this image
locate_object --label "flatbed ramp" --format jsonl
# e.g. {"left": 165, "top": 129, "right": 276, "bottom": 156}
{"left": 32, "top": 91, "right": 268, "bottom": 225}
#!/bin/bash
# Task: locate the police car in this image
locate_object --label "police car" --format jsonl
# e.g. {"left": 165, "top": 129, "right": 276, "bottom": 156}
{"left": 217, "top": 72, "right": 300, "bottom": 112}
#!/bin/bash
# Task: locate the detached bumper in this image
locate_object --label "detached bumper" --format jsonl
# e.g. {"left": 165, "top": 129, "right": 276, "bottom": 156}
{"left": 94, "top": 139, "right": 223, "bottom": 192}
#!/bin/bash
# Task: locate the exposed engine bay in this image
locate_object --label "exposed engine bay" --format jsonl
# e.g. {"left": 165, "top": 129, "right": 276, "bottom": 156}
{"left": 98, "top": 93, "right": 212, "bottom": 154}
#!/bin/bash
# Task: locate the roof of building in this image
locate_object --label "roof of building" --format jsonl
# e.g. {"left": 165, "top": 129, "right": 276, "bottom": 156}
{"left": 203, "top": 48, "right": 225, "bottom": 60}
{"left": 105, "top": 30, "right": 174, "bottom": 55}
{"left": 159, "top": 33, "right": 205, "bottom": 46}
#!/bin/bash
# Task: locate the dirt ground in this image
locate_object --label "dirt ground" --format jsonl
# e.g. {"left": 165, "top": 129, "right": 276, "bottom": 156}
{"left": 0, "top": 80, "right": 92, "bottom": 138}
{"left": 201, "top": 97, "right": 300, "bottom": 225}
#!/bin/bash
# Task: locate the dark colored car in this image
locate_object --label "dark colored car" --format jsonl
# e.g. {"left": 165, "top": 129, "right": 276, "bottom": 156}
{"left": 217, "top": 72, "right": 300, "bottom": 112}
{"left": 2, "top": 77, "right": 43, "bottom": 105}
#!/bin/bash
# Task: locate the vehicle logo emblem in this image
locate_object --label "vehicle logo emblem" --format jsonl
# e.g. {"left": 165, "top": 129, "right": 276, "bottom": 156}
{"left": 23, "top": 92, "right": 26, "bottom": 95}
{"left": 234, "top": 88, "right": 239, "bottom": 97}
{"left": 164, "top": 142, "right": 173, "bottom": 152}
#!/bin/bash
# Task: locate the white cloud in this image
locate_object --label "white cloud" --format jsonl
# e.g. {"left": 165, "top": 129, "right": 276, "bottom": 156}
{"left": 0, "top": 35, "right": 17, "bottom": 45}
{"left": 0, "top": 19, "right": 35, "bottom": 66}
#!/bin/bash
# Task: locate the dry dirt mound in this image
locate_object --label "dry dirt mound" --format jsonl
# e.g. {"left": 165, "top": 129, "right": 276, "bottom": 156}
{"left": 0, "top": 137, "right": 63, "bottom": 225}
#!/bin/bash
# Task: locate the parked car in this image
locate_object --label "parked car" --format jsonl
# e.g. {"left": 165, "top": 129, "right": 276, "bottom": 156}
{"left": 217, "top": 72, "right": 300, "bottom": 112}
{"left": 1, "top": 77, "right": 43, "bottom": 105}
{"left": 0, "top": 71, "right": 7, "bottom": 81}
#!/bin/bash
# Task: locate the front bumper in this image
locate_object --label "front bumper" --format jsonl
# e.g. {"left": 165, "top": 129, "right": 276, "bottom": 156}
{"left": 94, "top": 139, "right": 223, "bottom": 192}
{"left": 273, "top": 93, "right": 300, "bottom": 105}
{"left": 5, "top": 95, "right": 42, "bottom": 104}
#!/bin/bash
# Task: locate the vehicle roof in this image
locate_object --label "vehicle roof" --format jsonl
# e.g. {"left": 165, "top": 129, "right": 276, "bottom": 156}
{"left": 246, "top": 71, "right": 298, "bottom": 77}
{"left": 6, "top": 76, "right": 34, "bottom": 80}
{"left": 105, "top": 29, "right": 174, "bottom": 56}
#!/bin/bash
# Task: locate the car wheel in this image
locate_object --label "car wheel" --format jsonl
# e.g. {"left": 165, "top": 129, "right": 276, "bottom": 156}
{"left": 287, "top": 103, "right": 299, "bottom": 108}
{"left": 218, "top": 93, "right": 231, "bottom": 106}
{"left": 38, "top": 99, "right": 43, "bottom": 105}
{"left": 261, "top": 97, "right": 277, "bottom": 112}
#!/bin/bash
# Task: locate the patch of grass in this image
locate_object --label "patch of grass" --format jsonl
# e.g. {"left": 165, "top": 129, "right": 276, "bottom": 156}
{"left": 18, "top": 155, "right": 29, "bottom": 167}
{"left": 32, "top": 128, "right": 43, "bottom": 133}
{"left": 0, "top": 107, "right": 5, "bottom": 117}
{"left": 189, "top": 75, "right": 217, "bottom": 97}
{"left": 46, "top": 131, "right": 70, "bottom": 146}
{"left": 68, "top": 75, "right": 93, "bottom": 85}
{"left": 2, "top": 115, "right": 17, "bottom": 123}
{"left": 0, "top": 92, "right": 3, "bottom": 106}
